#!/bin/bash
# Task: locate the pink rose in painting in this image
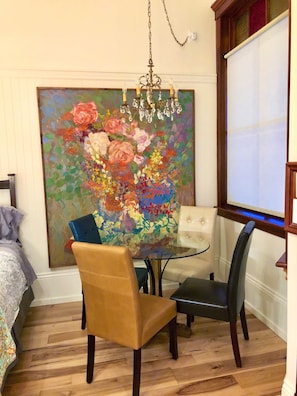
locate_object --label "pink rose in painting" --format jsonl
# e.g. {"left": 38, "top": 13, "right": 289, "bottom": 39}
{"left": 70, "top": 102, "right": 98, "bottom": 125}
{"left": 134, "top": 154, "right": 144, "bottom": 166}
{"left": 85, "top": 132, "right": 110, "bottom": 157}
{"left": 103, "top": 117, "right": 124, "bottom": 135}
{"left": 132, "top": 128, "right": 151, "bottom": 152}
{"left": 108, "top": 141, "right": 134, "bottom": 166}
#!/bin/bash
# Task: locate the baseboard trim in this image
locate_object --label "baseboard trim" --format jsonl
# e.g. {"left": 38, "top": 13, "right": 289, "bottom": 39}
{"left": 245, "top": 273, "right": 287, "bottom": 340}
{"left": 281, "top": 378, "right": 296, "bottom": 396}
{"left": 31, "top": 268, "right": 82, "bottom": 306}
{"left": 218, "top": 258, "right": 287, "bottom": 341}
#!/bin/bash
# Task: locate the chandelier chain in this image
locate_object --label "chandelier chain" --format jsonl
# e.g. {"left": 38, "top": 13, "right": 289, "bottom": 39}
{"left": 119, "top": 0, "right": 183, "bottom": 123}
{"left": 148, "top": 0, "right": 153, "bottom": 63}
{"left": 161, "top": 0, "right": 188, "bottom": 47}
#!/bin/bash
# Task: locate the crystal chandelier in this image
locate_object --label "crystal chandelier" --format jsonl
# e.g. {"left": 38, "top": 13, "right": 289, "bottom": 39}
{"left": 120, "top": 0, "right": 182, "bottom": 123}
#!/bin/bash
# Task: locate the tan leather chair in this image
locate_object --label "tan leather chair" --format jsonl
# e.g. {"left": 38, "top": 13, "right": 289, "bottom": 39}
{"left": 69, "top": 214, "right": 148, "bottom": 330}
{"left": 162, "top": 206, "right": 217, "bottom": 284}
{"left": 72, "top": 242, "right": 178, "bottom": 396}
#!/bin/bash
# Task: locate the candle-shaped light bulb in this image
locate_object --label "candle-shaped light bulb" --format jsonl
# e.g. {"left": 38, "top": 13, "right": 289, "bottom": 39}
{"left": 169, "top": 84, "right": 174, "bottom": 97}
{"left": 122, "top": 88, "right": 127, "bottom": 103}
{"left": 136, "top": 84, "right": 140, "bottom": 97}
{"left": 174, "top": 89, "right": 179, "bottom": 100}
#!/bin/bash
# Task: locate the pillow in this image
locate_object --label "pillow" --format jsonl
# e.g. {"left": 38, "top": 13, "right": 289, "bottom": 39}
{"left": 0, "top": 206, "right": 23, "bottom": 242}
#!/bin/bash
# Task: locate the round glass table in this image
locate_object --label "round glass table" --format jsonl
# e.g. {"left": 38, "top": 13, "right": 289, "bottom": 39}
{"left": 125, "top": 231, "right": 210, "bottom": 296}
{"left": 66, "top": 230, "right": 210, "bottom": 297}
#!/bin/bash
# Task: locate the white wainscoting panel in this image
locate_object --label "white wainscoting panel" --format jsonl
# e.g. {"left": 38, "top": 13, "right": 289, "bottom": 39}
{"left": 219, "top": 257, "right": 287, "bottom": 341}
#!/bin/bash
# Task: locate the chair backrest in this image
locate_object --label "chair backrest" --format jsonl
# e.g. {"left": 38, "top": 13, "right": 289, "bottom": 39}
{"left": 69, "top": 214, "right": 101, "bottom": 244}
{"left": 177, "top": 206, "right": 217, "bottom": 262}
{"left": 71, "top": 242, "right": 142, "bottom": 349}
{"left": 227, "top": 221, "right": 255, "bottom": 320}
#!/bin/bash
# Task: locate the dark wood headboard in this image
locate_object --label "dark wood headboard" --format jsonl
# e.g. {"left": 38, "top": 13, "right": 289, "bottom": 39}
{"left": 0, "top": 173, "right": 16, "bottom": 207}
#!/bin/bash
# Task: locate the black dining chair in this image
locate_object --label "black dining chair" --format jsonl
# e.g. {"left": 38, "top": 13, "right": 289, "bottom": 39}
{"left": 69, "top": 214, "right": 149, "bottom": 329}
{"left": 170, "top": 220, "right": 255, "bottom": 367}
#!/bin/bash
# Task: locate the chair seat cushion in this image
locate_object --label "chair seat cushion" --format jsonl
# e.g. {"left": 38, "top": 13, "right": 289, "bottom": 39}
{"left": 170, "top": 277, "right": 229, "bottom": 322}
{"left": 162, "top": 257, "right": 212, "bottom": 283}
{"left": 140, "top": 294, "right": 176, "bottom": 346}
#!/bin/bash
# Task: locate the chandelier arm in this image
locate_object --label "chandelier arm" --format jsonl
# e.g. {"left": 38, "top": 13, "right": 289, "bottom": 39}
{"left": 161, "top": 0, "right": 188, "bottom": 47}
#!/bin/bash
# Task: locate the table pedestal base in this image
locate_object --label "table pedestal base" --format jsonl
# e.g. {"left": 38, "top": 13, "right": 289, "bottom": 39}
{"left": 160, "top": 322, "right": 192, "bottom": 338}
{"left": 176, "top": 323, "right": 192, "bottom": 338}
{"left": 145, "top": 258, "right": 163, "bottom": 296}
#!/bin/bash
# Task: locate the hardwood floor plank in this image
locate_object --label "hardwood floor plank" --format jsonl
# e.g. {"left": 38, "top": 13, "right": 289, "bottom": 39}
{"left": 234, "top": 363, "right": 287, "bottom": 388}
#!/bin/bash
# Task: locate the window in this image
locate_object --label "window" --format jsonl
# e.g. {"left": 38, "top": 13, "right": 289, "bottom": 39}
{"left": 227, "top": 14, "right": 288, "bottom": 217}
{"left": 211, "top": 0, "right": 289, "bottom": 238}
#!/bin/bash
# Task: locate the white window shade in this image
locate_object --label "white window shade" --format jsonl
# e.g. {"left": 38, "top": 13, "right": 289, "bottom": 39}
{"left": 226, "top": 13, "right": 288, "bottom": 217}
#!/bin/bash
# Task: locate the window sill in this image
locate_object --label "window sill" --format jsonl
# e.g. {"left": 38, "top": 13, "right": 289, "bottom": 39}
{"left": 218, "top": 206, "right": 285, "bottom": 238}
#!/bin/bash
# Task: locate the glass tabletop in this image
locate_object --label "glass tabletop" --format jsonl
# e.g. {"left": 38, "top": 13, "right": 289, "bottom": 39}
{"left": 65, "top": 230, "right": 210, "bottom": 297}
{"left": 119, "top": 231, "right": 210, "bottom": 261}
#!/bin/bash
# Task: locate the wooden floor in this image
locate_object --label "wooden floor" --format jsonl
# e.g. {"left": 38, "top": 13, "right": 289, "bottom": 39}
{"left": 3, "top": 295, "right": 287, "bottom": 396}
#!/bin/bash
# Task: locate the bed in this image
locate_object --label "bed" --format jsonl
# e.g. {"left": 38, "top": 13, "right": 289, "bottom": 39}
{"left": 0, "top": 174, "right": 37, "bottom": 393}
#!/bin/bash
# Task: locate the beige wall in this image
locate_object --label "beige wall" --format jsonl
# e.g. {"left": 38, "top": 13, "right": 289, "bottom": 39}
{"left": 0, "top": 0, "right": 215, "bottom": 75}
{"left": 0, "top": 0, "right": 217, "bottom": 304}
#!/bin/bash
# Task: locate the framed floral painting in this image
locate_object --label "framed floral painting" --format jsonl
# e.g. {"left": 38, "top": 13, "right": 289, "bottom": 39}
{"left": 38, "top": 88, "right": 195, "bottom": 268}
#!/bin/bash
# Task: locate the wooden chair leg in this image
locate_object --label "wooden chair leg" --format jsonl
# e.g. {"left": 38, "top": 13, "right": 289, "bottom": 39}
{"left": 240, "top": 303, "right": 249, "bottom": 340}
{"left": 168, "top": 317, "right": 178, "bottom": 359}
{"left": 87, "top": 335, "right": 95, "bottom": 383}
{"left": 81, "top": 292, "right": 86, "bottom": 330}
{"left": 186, "top": 314, "right": 194, "bottom": 328}
{"left": 142, "top": 281, "right": 149, "bottom": 294}
{"left": 133, "top": 349, "right": 141, "bottom": 396}
{"left": 230, "top": 321, "right": 242, "bottom": 368}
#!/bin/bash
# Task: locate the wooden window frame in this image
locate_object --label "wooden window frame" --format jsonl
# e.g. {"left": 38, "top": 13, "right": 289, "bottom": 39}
{"left": 285, "top": 162, "right": 297, "bottom": 234}
{"left": 211, "top": 0, "right": 291, "bottom": 238}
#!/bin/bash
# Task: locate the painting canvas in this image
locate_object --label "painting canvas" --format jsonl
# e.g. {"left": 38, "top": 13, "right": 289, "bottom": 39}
{"left": 38, "top": 88, "right": 195, "bottom": 268}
